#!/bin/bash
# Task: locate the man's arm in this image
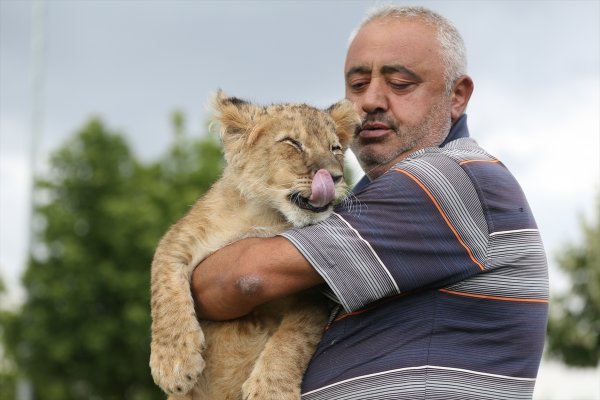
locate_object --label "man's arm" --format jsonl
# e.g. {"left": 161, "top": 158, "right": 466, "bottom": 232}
{"left": 191, "top": 236, "right": 324, "bottom": 321}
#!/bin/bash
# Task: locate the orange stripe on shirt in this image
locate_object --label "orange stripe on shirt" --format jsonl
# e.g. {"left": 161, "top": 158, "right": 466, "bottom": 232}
{"left": 393, "top": 168, "right": 485, "bottom": 271}
{"left": 459, "top": 159, "right": 501, "bottom": 166}
{"left": 439, "top": 288, "right": 549, "bottom": 303}
{"left": 331, "top": 288, "right": 548, "bottom": 327}
{"left": 331, "top": 292, "right": 411, "bottom": 324}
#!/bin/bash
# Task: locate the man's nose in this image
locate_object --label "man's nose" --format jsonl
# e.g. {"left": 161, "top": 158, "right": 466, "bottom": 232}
{"left": 361, "top": 79, "right": 388, "bottom": 114}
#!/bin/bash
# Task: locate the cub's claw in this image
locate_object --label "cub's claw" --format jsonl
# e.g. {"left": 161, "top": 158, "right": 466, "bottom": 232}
{"left": 150, "top": 328, "right": 206, "bottom": 396}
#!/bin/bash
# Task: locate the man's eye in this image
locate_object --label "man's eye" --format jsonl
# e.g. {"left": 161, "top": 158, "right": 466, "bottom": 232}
{"left": 349, "top": 81, "right": 368, "bottom": 91}
{"left": 390, "top": 82, "right": 413, "bottom": 91}
{"left": 282, "top": 138, "right": 303, "bottom": 152}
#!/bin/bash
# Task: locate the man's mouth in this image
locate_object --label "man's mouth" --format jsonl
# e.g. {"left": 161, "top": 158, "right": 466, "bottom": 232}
{"left": 359, "top": 121, "right": 395, "bottom": 140}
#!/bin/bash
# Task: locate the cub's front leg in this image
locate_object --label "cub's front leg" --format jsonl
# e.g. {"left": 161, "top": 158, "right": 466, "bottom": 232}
{"left": 242, "top": 293, "right": 329, "bottom": 400}
{"left": 150, "top": 229, "right": 208, "bottom": 397}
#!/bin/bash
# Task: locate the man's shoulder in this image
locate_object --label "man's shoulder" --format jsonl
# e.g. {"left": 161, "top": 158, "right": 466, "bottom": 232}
{"left": 387, "top": 137, "right": 502, "bottom": 185}
{"left": 389, "top": 137, "right": 520, "bottom": 190}
{"left": 406, "top": 137, "right": 497, "bottom": 165}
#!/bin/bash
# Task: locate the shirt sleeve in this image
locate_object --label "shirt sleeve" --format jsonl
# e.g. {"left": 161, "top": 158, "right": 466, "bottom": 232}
{"left": 280, "top": 151, "right": 491, "bottom": 313}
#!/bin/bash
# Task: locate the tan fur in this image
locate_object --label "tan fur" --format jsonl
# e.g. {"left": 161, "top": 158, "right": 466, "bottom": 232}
{"left": 150, "top": 91, "right": 360, "bottom": 400}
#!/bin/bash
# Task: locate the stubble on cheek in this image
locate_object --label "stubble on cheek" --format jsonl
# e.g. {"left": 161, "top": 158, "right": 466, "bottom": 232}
{"left": 352, "top": 99, "right": 452, "bottom": 173}
{"left": 351, "top": 129, "right": 415, "bottom": 171}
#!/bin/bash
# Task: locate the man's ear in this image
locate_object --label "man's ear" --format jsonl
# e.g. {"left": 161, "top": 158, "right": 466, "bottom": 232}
{"left": 450, "top": 75, "right": 474, "bottom": 123}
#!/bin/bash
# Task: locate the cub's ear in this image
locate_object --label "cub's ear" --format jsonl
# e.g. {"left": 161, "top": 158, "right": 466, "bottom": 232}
{"left": 212, "top": 90, "right": 263, "bottom": 158}
{"left": 327, "top": 100, "right": 360, "bottom": 149}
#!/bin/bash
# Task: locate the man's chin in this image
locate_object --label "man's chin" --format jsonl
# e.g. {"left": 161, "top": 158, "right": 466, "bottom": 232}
{"left": 354, "top": 144, "right": 415, "bottom": 173}
{"left": 355, "top": 152, "right": 394, "bottom": 171}
{"left": 354, "top": 142, "right": 396, "bottom": 162}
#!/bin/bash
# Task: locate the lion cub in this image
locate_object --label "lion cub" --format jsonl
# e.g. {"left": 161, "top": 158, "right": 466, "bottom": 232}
{"left": 149, "top": 91, "right": 359, "bottom": 400}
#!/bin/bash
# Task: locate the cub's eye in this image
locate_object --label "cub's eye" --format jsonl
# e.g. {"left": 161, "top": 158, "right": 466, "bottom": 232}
{"left": 281, "top": 137, "right": 303, "bottom": 152}
{"left": 331, "top": 144, "right": 343, "bottom": 155}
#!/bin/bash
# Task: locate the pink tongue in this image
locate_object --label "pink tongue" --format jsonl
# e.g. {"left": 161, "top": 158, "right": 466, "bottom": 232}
{"left": 309, "top": 169, "right": 336, "bottom": 208}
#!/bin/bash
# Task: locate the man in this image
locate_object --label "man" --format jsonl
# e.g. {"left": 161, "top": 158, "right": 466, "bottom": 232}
{"left": 192, "top": 5, "right": 548, "bottom": 399}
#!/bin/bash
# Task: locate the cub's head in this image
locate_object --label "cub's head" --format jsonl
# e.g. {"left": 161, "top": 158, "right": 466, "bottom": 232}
{"left": 213, "top": 90, "right": 360, "bottom": 227}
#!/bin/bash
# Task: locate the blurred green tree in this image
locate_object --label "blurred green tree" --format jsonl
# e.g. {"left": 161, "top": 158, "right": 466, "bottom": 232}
{"left": 0, "top": 275, "right": 17, "bottom": 400}
{"left": 1, "top": 113, "right": 223, "bottom": 400}
{"left": 547, "top": 194, "right": 600, "bottom": 366}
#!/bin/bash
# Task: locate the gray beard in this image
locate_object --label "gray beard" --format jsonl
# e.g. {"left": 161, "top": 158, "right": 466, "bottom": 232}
{"left": 354, "top": 138, "right": 415, "bottom": 171}
{"left": 353, "top": 102, "right": 451, "bottom": 173}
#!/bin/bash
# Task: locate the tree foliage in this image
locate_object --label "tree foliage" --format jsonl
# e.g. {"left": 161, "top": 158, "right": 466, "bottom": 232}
{"left": 1, "top": 113, "right": 223, "bottom": 399}
{"left": 0, "top": 275, "right": 17, "bottom": 400}
{"left": 547, "top": 193, "right": 600, "bottom": 367}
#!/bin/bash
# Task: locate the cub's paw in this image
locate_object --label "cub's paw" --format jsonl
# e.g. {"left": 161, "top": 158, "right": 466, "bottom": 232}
{"left": 150, "top": 328, "right": 206, "bottom": 396}
{"left": 242, "top": 375, "right": 301, "bottom": 400}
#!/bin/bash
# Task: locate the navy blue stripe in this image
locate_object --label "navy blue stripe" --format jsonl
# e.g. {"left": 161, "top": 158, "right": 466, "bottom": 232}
{"left": 302, "top": 289, "right": 547, "bottom": 393}
{"left": 460, "top": 161, "right": 538, "bottom": 232}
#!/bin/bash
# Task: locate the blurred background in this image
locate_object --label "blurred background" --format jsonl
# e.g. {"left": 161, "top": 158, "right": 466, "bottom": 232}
{"left": 1, "top": 0, "right": 598, "bottom": 399}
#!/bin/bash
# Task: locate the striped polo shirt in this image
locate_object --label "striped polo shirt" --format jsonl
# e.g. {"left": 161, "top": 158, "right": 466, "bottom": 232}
{"left": 280, "top": 115, "right": 549, "bottom": 400}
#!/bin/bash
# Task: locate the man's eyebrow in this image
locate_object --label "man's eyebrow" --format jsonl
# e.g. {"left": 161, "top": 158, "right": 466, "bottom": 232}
{"left": 345, "top": 64, "right": 422, "bottom": 82}
{"left": 345, "top": 66, "right": 371, "bottom": 80}
{"left": 380, "top": 65, "right": 422, "bottom": 82}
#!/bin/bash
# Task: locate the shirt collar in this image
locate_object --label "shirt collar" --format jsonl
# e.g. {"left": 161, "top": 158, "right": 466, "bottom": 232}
{"left": 441, "top": 114, "right": 469, "bottom": 145}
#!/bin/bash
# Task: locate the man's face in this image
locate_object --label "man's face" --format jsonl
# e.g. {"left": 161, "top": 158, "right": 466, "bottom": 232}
{"left": 345, "top": 18, "right": 453, "bottom": 178}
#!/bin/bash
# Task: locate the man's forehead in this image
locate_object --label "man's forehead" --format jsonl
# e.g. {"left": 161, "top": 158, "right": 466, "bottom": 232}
{"left": 360, "top": 15, "right": 436, "bottom": 36}
{"left": 345, "top": 18, "right": 441, "bottom": 75}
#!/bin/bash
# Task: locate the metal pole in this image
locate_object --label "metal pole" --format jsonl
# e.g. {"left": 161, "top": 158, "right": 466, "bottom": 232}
{"left": 27, "top": 0, "right": 46, "bottom": 222}
{"left": 19, "top": 0, "right": 46, "bottom": 398}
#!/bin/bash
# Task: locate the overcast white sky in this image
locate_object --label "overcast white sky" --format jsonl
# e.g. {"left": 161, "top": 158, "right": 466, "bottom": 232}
{"left": 1, "top": 0, "right": 599, "bottom": 397}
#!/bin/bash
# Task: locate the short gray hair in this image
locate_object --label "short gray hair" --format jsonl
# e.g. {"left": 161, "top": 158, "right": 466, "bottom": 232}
{"left": 350, "top": 5, "right": 467, "bottom": 94}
